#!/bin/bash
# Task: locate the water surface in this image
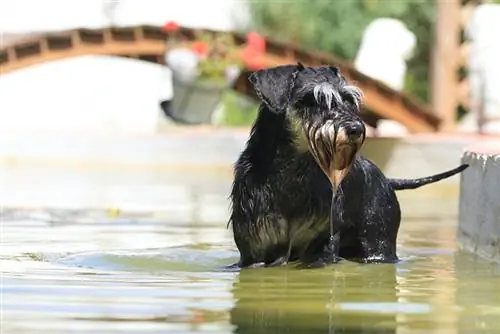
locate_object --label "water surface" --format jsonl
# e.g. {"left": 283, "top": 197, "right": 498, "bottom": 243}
{"left": 2, "top": 169, "right": 500, "bottom": 334}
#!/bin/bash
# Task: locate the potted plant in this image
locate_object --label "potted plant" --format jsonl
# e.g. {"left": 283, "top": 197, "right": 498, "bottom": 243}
{"left": 160, "top": 21, "right": 267, "bottom": 125}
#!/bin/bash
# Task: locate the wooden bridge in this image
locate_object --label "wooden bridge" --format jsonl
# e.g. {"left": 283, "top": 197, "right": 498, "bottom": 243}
{"left": 0, "top": 25, "right": 441, "bottom": 133}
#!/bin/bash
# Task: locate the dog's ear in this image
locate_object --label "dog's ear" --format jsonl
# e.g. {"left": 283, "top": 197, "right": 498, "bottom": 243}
{"left": 328, "top": 65, "right": 341, "bottom": 77}
{"left": 249, "top": 64, "right": 304, "bottom": 113}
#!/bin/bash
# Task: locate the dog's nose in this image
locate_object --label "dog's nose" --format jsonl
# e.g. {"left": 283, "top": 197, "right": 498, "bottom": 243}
{"left": 345, "top": 123, "right": 364, "bottom": 141}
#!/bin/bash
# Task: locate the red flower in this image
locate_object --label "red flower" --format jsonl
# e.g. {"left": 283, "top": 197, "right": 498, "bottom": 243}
{"left": 190, "top": 41, "right": 210, "bottom": 56}
{"left": 242, "top": 46, "right": 266, "bottom": 70}
{"left": 246, "top": 32, "right": 266, "bottom": 53}
{"left": 162, "top": 21, "right": 180, "bottom": 32}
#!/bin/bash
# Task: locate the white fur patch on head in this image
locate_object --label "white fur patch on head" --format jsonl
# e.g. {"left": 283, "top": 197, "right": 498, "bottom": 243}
{"left": 313, "top": 83, "right": 341, "bottom": 110}
{"left": 313, "top": 83, "right": 364, "bottom": 110}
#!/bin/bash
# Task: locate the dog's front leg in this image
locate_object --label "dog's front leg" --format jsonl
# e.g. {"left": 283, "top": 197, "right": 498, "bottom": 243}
{"left": 265, "top": 255, "right": 289, "bottom": 267}
{"left": 323, "top": 231, "right": 341, "bottom": 264}
{"left": 230, "top": 214, "right": 291, "bottom": 269}
{"left": 297, "top": 232, "right": 341, "bottom": 269}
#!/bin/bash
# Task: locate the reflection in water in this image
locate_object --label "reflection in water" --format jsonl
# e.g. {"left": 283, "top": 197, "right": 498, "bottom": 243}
{"left": 230, "top": 264, "right": 399, "bottom": 333}
{"left": 454, "top": 251, "right": 500, "bottom": 334}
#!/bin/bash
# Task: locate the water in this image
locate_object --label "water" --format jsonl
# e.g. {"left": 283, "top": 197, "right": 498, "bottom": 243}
{"left": 2, "top": 168, "right": 500, "bottom": 334}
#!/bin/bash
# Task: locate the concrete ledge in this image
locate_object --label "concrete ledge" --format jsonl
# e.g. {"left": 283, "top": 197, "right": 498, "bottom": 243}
{"left": 458, "top": 141, "right": 500, "bottom": 262}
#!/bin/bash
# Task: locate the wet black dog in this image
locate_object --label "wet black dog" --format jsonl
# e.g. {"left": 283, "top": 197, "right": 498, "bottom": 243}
{"left": 228, "top": 63, "right": 468, "bottom": 269}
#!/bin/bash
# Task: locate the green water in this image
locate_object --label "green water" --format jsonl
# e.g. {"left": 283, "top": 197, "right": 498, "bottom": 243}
{"left": 2, "top": 170, "right": 500, "bottom": 334}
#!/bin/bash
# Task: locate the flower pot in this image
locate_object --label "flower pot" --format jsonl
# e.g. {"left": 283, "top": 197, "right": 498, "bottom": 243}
{"left": 164, "top": 46, "right": 241, "bottom": 125}
{"left": 169, "top": 75, "right": 229, "bottom": 124}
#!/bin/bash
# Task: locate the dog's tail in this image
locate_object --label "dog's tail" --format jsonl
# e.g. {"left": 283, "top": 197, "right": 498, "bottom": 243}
{"left": 388, "top": 164, "right": 469, "bottom": 191}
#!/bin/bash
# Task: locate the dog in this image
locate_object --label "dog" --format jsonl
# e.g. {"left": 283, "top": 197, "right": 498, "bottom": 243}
{"left": 227, "top": 63, "right": 468, "bottom": 269}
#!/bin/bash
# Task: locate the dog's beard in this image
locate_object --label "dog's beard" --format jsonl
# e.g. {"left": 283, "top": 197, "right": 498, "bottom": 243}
{"left": 304, "top": 121, "right": 360, "bottom": 190}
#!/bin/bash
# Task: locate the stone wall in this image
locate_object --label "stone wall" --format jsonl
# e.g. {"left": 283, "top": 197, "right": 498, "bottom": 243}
{"left": 458, "top": 141, "right": 500, "bottom": 262}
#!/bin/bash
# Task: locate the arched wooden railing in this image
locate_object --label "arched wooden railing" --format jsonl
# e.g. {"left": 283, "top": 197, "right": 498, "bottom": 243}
{"left": 0, "top": 25, "right": 441, "bottom": 132}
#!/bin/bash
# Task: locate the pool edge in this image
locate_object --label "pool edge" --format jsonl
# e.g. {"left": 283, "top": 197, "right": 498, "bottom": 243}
{"left": 458, "top": 141, "right": 500, "bottom": 263}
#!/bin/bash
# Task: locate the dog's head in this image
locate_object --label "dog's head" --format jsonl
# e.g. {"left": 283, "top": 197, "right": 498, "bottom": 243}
{"left": 249, "top": 63, "right": 366, "bottom": 190}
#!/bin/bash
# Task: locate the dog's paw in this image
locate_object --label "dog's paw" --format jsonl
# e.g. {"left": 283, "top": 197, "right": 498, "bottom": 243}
{"left": 295, "top": 260, "right": 327, "bottom": 269}
{"left": 329, "top": 256, "right": 342, "bottom": 264}
{"left": 295, "top": 257, "right": 343, "bottom": 269}
{"left": 265, "top": 256, "right": 289, "bottom": 268}
{"left": 322, "top": 250, "right": 342, "bottom": 265}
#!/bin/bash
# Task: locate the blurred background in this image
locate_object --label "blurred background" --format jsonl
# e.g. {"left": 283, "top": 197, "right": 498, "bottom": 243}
{"left": 2, "top": 1, "right": 500, "bottom": 334}
{"left": 2, "top": 0, "right": 500, "bottom": 134}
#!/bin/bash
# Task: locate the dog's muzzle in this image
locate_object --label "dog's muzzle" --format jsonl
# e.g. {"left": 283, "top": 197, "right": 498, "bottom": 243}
{"left": 305, "top": 121, "right": 365, "bottom": 190}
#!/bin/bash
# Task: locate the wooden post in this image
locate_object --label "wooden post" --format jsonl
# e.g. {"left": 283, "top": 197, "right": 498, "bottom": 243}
{"left": 431, "top": 0, "right": 461, "bottom": 132}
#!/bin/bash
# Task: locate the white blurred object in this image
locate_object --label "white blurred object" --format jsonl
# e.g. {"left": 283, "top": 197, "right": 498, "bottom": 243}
{"left": 354, "top": 18, "right": 417, "bottom": 136}
{"left": 0, "top": 55, "right": 174, "bottom": 135}
{"left": 460, "top": 3, "right": 500, "bottom": 134}
{"left": 0, "top": 0, "right": 108, "bottom": 33}
{"left": 102, "top": 0, "right": 120, "bottom": 26}
{"left": 355, "top": 18, "right": 416, "bottom": 91}
{"left": 0, "top": 0, "right": 249, "bottom": 34}
{"left": 165, "top": 48, "right": 200, "bottom": 83}
{"left": 225, "top": 65, "right": 241, "bottom": 86}
{"left": 108, "top": 0, "right": 250, "bottom": 31}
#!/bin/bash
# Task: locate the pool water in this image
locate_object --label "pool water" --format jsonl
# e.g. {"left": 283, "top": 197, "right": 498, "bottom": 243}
{"left": 2, "top": 169, "right": 500, "bottom": 334}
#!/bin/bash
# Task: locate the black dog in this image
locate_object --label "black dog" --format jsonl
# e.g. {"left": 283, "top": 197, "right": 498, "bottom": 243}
{"left": 228, "top": 63, "right": 468, "bottom": 269}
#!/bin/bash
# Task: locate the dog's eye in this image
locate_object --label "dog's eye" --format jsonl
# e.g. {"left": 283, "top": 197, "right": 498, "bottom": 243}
{"left": 342, "top": 94, "right": 360, "bottom": 111}
{"left": 297, "top": 92, "right": 316, "bottom": 107}
{"left": 342, "top": 94, "right": 356, "bottom": 106}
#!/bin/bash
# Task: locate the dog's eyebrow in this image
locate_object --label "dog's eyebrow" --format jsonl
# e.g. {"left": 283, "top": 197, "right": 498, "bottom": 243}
{"left": 313, "top": 83, "right": 341, "bottom": 110}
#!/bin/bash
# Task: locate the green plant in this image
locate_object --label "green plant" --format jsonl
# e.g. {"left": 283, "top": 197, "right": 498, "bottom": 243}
{"left": 162, "top": 21, "right": 243, "bottom": 85}
{"left": 193, "top": 33, "right": 244, "bottom": 84}
{"left": 219, "top": 91, "right": 259, "bottom": 127}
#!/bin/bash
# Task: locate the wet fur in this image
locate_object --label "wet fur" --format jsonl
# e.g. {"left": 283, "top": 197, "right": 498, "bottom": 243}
{"left": 228, "top": 64, "right": 468, "bottom": 269}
